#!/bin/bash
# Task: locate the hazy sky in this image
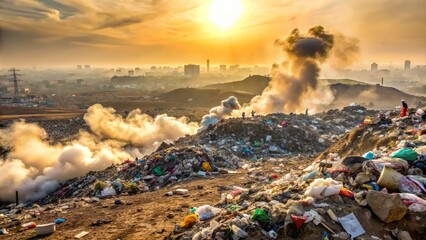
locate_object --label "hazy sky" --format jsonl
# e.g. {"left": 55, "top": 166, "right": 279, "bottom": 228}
{"left": 1, "top": 0, "right": 425, "bottom": 68}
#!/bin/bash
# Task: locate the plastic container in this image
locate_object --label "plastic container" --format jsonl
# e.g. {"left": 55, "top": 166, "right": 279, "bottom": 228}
{"left": 35, "top": 223, "right": 56, "bottom": 235}
{"left": 377, "top": 166, "right": 404, "bottom": 191}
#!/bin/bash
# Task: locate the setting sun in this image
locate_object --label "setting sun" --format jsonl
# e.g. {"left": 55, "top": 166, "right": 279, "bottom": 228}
{"left": 209, "top": 0, "right": 243, "bottom": 30}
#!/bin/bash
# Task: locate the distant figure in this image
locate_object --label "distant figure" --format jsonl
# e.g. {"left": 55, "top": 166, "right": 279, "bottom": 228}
{"left": 401, "top": 99, "right": 408, "bottom": 117}
{"left": 251, "top": 110, "right": 256, "bottom": 118}
{"left": 242, "top": 112, "right": 245, "bottom": 119}
{"left": 305, "top": 108, "right": 309, "bottom": 115}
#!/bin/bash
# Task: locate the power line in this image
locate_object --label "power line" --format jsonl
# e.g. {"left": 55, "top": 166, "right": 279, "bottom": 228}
{"left": 8, "top": 68, "right": 21, "bottom": 97}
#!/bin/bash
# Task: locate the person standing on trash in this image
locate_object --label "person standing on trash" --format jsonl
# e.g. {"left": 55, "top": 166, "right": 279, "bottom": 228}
{"left": 242, "top": 112, "right": 245, "bottom": 119}
{"left": 251, "top": 110, "right": 256, "bottom": 118}
{"left": 401, "top": 100, "right": 408, "bottom": 117}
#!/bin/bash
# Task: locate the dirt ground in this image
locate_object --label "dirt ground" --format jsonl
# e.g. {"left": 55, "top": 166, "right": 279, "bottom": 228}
{"left": 5, "top": 172, "right": 249, "bottom": 240}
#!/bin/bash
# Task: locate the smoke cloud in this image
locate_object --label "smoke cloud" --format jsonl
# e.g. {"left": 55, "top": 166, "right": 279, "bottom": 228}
{"left": 0, "top": 104, "right": 199, "bottom": 202}
{"left": 85, "top": 104, "right": 198, "bottom": 152}
{"left": 238, "top": 26, "right": 359, "bottom": 114}
{"left": 329, "top": 33, "right": 360, "bottom": 69}
{"left": 199, "top": 96, "right": 241, "bottom": 131}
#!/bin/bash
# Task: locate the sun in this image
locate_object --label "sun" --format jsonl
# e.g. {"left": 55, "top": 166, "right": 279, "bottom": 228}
{"left": 209, "top": 0, "right": 243, "bottom": 30}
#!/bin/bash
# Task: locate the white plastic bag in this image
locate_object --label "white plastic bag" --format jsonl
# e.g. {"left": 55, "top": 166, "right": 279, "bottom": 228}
{"left": 304, "top": 178, "right": 342, "bottom": 198}
{"left": 100, "top": 187, "right": 116, "bottom": 197}
{"left": 195, "top": 205, "right": 222, "bottom": 220}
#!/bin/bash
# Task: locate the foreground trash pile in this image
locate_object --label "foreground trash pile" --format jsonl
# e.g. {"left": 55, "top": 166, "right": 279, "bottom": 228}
{"left": 39, "top": 146, "right": 237, "bottom": 204}
{"left": 167, "top": 114, "right": 426, "bottom": 239}
{"left": 1, "top": 106, "right": 426, "bottom": 239}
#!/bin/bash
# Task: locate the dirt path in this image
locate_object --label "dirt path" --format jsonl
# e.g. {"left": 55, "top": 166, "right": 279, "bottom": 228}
{"left": 8, "top": 172, "right": 249, "bottom": 240}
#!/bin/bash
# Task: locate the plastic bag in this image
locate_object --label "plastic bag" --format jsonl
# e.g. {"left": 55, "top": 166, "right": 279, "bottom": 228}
{"left": 152, "top": 166, "right": 164, "bottom": 176}
{"left": 251, "top": 208, "right": 271, "bottom": 223}
{"left": 363, "top": 151, "right": 375, "bottom": 160}
{"left": 195, "top": 205, "right": 221, "bottom": 221}
{"left": 363, "top": 157, "right": 409, "bottom": 175}
{"left": 100, "top": 187, "right": 116, "bottom": 197}
{"left": 399, "top": 176, "right": 426, "bottom": 194}
{"left": 201, "top": 162, "right": 212, "bottom": 172}
{"left": 304, "top": 178, "right": 342, "bottom": 199}
{"left": 303, "top": 210, "right": 323, "bottom": 225}
{"left": 399, "top": 193, "right": 426, "bottom": 212}
{"left": 180, "top": 214, "right": 198, "bottom": 228}
{"left": 412, "top": 159, "right": 426, "bottom": 173}
{"left": 390, "top": 148, "right": 418, "bottom": 162}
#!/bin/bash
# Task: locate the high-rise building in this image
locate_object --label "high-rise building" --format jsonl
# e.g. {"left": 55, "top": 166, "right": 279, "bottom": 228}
{"left": 219, "top": 65, "right": 227, "bottom": 73}
{"left": 184, "top": 64, "right": 200, "bottom": 78}
{"left": 229, "top": 65, "right": 239, "bottom": 72}
{"left": 207, "top": 59, "right": 210, "bottom": 72}
{"left": 404, "top": 60, "right": 411, "bottom": 70}
{"left": 371, "top": 62, "right": 378, "bottom": 71}
{"left": 77, "top": 65, "right": 82, "bottom": 69}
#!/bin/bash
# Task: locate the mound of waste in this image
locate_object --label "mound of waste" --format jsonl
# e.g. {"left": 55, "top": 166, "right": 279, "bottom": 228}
{"left": 314, "top": 105, "right": 379, "bottom": 130}
{"left": 35, "top": 111, "right": 375, "bottom": 204}
{"left": 167, "top": 113, "right": 426, "bottom": 240}
{"left": 38, "top": 146, "right": 242, "bottom": 204}
{"left": 177, "top": 113, "right": 346, "bottom": 159}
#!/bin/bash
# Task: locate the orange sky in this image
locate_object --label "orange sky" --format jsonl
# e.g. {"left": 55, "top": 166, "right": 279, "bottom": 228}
{"left": 1, "top": 0, "right": 425, "bottom": 68}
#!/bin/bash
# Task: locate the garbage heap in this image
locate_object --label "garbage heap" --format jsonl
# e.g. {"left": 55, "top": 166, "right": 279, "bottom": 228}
{"left": 39, "top": 146, "right": 239, "bottom": 204}
{"left": 177, "top": 113, "right": 346, "bottom": 160}
{"left": 169, "top": 115, "right": 426, "bottom": 240}
{"left": 314, "top": 105, "right": 380, "bottom": 130}
{"left": 38, "top": 110, "right": 378, "bottom": 205}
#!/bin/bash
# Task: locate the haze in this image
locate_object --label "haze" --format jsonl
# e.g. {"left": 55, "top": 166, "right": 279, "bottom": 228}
{"left": 1, "top": 0, "right": 426, "bottom": 68}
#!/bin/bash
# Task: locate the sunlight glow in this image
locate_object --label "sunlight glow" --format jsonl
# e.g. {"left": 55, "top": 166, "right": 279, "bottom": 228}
{"left": 209, "top": 0, "right": 243, "bottom": 30}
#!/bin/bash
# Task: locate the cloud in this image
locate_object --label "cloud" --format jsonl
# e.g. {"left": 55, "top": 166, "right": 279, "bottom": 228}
{"left": 0, "top": 0, "right": 425, "bottom": 66}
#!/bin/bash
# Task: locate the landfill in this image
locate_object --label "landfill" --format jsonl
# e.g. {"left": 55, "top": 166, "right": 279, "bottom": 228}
{"left": 1, "top": 105, "right": 426, "bottom": 239}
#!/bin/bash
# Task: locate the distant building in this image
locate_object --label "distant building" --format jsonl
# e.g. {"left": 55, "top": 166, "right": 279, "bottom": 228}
{"left": 77, "top": 65, "right": 82, "bottom": 69}
{"left": 128, "top": 70, "right": 135, "bottom": 76}
{"left": 151, "top": 66, "right": 157, "bottom": 71}
{"left": 219, "top": 65, "right": 227, "bottom": 73}
{"left": 207, "top": 59, "right": 210, "bottom": 72}
{"left": 184, "top": 64, "right": 200, "bottom": 78}
{"left": 229, "top": 65, "right": 239, "bottom": 72}
{"left": 84, "top": 65, "right": 91, "bottom": 69}
{"left": 371, "top": 62, "right": 378, "bottom": 71}
{"left": 135, "top": 67, "right": 140, "bottom": 74}
{"left": 404, "top": 60, "right": 411, "bottom": 70}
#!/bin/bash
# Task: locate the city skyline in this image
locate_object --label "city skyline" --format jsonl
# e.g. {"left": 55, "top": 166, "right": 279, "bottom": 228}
{"left": 1, "top": 0, "right": 425, "bottom": 67}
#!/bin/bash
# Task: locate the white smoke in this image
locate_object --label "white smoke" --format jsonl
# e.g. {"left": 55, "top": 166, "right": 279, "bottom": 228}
{"left": 84, "top": 104, "right": 199, "bottom": 153}
{"left": 199, "top": 96, "right": 241, "bottom": 131}
{"left": 0, "top": 104, "right": 199, "bottom": 202}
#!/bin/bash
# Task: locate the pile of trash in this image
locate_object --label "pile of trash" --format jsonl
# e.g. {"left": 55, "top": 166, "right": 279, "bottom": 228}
{"left": 39, "top": 146, "right": 240, "bottom": 204}
{"left": 0, "top": 118, "right": 88, "bottom": 142}
{"left": 168, "top": 112, "right": 426, "bottom": 239}
{"left": 314, "top": 105, "right": 379, "bottom": 130}
{"left": 177, "top": 113, "right": 346, "bottom": 160}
